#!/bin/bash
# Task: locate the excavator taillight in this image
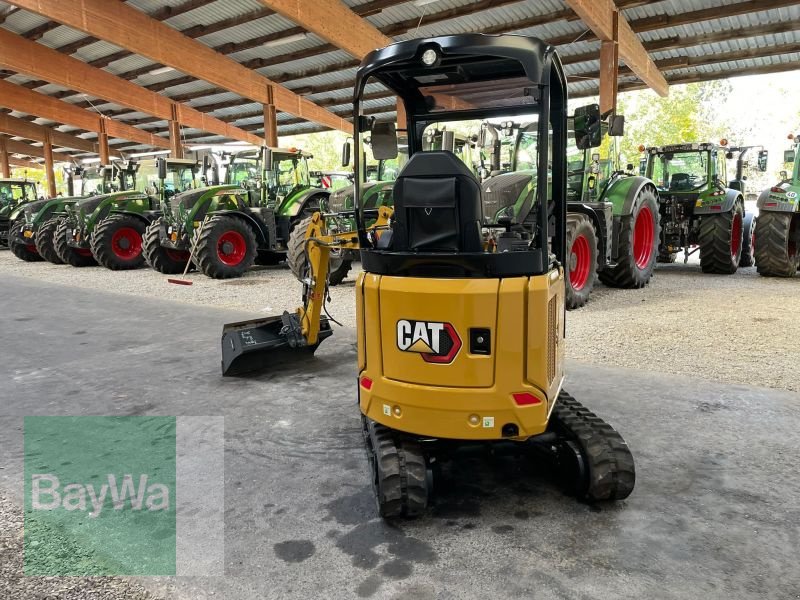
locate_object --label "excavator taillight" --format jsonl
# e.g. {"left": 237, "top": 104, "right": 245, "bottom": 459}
{"left": 512, "top": 392, "right": 542, "bottom": 406}
{"left": 360, "top": 376, "right": 373, "bottom": 391}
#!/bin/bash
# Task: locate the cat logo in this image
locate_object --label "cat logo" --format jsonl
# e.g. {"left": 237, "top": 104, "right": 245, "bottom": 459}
{"left": 396, "top": 319, "right": 462, "bottom": 364}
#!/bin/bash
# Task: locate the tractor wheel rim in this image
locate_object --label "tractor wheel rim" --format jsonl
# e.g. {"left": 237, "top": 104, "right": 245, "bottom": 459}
{"left": 633, "top": 205, "right": 655, "bottom": 270}
{"left": 76, "top": 248, "right": 93, "bottom": 257}
{"left": 730, "top": 212, "right": 742, "bottom": 260}
{"left": 111, "top": 227, "right": 142, "bottom": 260}
{"left": 27, "top": 244, "right": 38, "bottom": 253}
{"left": 217, "top": 231, "right": 247, "bottom": 266}
{"left": 165, "top": 248, "right": 191, "bottom": 262}
{"left": 569, "top": 234, "right": 591, "bottom": 291}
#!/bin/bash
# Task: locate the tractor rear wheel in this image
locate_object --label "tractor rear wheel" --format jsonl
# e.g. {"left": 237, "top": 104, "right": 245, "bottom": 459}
{"left": 754, "top": 211, "right": 799, "bottom": 277}
{"left": 8, "top": 220, "right": 42, "bottom": 262}
{"left": 35, "top": 218, "right": 64, "bottom": 264}
{"left": 598, "top": 187, "right": 659, "bottom": 289}
{"left": 195, "top": 215, "right": 256, "bottom": 279}
{"left": 143, "top": 217, "right": 192, "bottom": 274}
{"left": 287, "top": 214, "right": 352, "bottom": 286}
{"left": 565, "top": 213, "right": 597, "bottom": 310}
{"left": 91, "top": 214, "right": 147, "bottom": 270}
{"left": 54, "top": 218, "right": 96, "bottom": 267}
{"left": 699, "top": 202, "right": 744, "bottom": 274}
{"left": 740, "top": 213, "right": 756, "bottom": 268}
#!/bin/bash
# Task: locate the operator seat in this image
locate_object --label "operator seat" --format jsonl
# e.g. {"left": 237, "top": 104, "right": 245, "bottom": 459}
{"left": 389, "top": 151, "right": 483, "bottom": 252}
{"left": 670, "top": 173, "right": 692, "bottom": 191}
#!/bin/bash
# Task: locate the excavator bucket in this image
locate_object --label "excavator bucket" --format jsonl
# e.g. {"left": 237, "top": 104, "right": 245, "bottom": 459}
{"left": 221, "top": 311, "right": 332, "bottom": 376}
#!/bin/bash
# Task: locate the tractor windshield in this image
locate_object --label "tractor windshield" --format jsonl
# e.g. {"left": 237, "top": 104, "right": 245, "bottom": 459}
{"left": 651, "top": 151, "right": 709, "bottom": 192}
{"left": 0, "top": 182, "right": 33, "bottom": 207}
{"left": 137, "top": 162, "right": 199, "bottom": 197}
{"left": 80, "top": 170, "right": 108, "bottom": 195}
{"left": 228, "top": 155, "right": 260, "bottom": 187}
{"left": 268, "top": 155, "right": 310, "bottom": 197}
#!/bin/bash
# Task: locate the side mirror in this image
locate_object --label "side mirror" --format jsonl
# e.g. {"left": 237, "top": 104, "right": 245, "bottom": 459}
{"left": 573, "top": 103, "right": 602, "bottom": 150}
{"left": 626, "top": 163, "right": 634, "bottom": 172}
{"left": 341, "top": 141, "right": 351, "bottom": 167}
{"left": 784, "top": 150, "right": 796, "bottom": 164}
{"left": 157, "top": 157, "right": 167, "bottom": 180}
{"left": 608, "top": 114, "right": 625, "bottom": 137}
{"left": 262, "top": 147, "right": 273, "bottom": 171}
{"left": 780, "top": 170, "right": 788, "bottom": 180}
{"left": 441, "top": 130, "right": 455, "bottom": 153}
{"left": 203, "top": 154, "right": 212, "bottom": 174}
{"left": 757, "top": 150, "right": 768, "bottom": 172}
{"left": 371, "top": 122, "right": 398, "bottom": 160}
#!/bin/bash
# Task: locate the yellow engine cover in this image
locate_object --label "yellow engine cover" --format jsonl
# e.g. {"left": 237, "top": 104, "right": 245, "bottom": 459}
{"left": 356, "top": 270, "right": 565, "bottom": 441}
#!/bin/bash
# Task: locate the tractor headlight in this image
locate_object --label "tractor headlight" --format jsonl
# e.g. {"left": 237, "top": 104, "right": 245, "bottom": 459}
{"left": 421, "top": 49, "right": 437, "bottom": 66}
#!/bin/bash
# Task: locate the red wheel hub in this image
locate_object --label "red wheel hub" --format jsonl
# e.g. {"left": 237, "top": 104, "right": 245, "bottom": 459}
{"left": 569, "top": 234, "right": 591, "bottom": 291}
{"left": 76, "top": 248, "right": 93, "bottom": 257}
{"left": 217, "top": 231, "right": 247, "bottom": 266}
{"left": 111, "top": 226, "right": 143, "bottom": 260}
{"left": 632, "top": 205, "right": 655, "bottom": 270}
{"left": 730, "top": 212, "right": 742, "bottom": 260}
{"left": 26, "top": 244, "right": 38, "bottom": 254}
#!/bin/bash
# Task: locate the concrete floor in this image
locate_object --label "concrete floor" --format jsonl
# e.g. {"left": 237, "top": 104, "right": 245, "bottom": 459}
{"left": 2, "top": 275, "right": 800, "bottom": 599}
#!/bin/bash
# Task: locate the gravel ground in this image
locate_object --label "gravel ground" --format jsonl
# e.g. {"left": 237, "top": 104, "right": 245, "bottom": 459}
{"left": 1, "top": 249, "right": 798, "bottom": 392}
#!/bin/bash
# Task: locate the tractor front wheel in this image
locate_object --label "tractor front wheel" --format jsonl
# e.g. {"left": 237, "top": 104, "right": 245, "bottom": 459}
{"left": 565, "top": 213, "right": 597, "bottom": 310}
{"left": 699, "top": 202, "right": 744, "bottom": 274}
{"left": 54, "top": 218, "right": 96, "bottom": 267}
{"left": 599, "top": 187, "right": 659, "bottom": 288}
{"left": 754, "top": 211, "right": 799, "bottom": 277}
{"left": 143, "top": 218, "right": 193, "bottom": 274}
{"left": 8, "top": 220, "right": 42, "bottom": 262}
{"left": 91, "top": 214, "right": 147, "bottom": 270}
{"left": 195, "top": 215, "right": 257, "bottom": 279}
{"left": 35, "top": 218, "right": 64, "bottom": 264}
{"left": 740, "top": 213, "right": 756, "bottom": 268}
{"left": 287, "top": 214, "right": 352, "bottom": 286}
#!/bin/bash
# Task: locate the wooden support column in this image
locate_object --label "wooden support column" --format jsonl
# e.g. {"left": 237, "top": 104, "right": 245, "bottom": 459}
{"left": 98, "top": 118, "right": 110, "bottom": 165}
{"left": 396, "top": 98, "right": 407, "bottom": 131}
{"left": 263, "top": 86, "right": 278, "bottom": 147}
{"left": 0, "top": 137, "right": 9, "bottom": 177}
{"left": 43, "top": 130, "right": 56, "bottom": 197}
{"left": 169, "top": 104, "right": 183, "bottom": 159}
{"left": 599, "top": 9, "right": 619, "bottom": 114}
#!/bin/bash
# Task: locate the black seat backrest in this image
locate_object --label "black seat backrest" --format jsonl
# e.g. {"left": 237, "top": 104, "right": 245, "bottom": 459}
{"left": 391, "top": 151, "right": 483, "bottom": 252}
{"left": 670, "top": 172, "right": 691, "bottom": 191}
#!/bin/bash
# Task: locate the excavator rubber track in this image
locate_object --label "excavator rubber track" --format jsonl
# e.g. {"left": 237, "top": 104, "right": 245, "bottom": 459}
{"left": 549, "top": 390, "right": 636, "bottom": 502}
{"left": 362, "top": 416, "right": 429, "bottom": 518}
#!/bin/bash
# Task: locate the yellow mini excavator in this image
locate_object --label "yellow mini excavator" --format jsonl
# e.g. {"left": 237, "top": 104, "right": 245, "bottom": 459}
{"left": 222, "top": 33, "right": 635, "bottom": 517}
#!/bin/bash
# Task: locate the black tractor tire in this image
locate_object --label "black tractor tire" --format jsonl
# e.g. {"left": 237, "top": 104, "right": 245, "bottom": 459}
{"left": 143, "top": 218, "right": 193, "bottom": 274}
{"left": 35, "top": 218, "right": 64, "bottom": 264}
{"left": 194, "top": 215, "right": 257, "bottom": 279}
{"left": 91, "top": 214, "right": 147, "bottom": 270}
{"left": 287, "top": 214, "right": 352, "bottom": 286}
{"left": 698, "top": 202, "right": 744, "bottom": 274}
{"left": 740, "top": 213, "right": 756, "bottom": 268}
{"left": 8, "top": 220, "right": 42, "bottom": 262}
{"left": 565, "top": 213, "right": 598, "bottom": 310}
{"left": 754, "top": 211, "right": 799, "bottom": 278}
{"left": 54, "top": 218, "right": 96, "bottom": 267}
{"left": 598, "top": 187, "right": 659, "bottom": 289}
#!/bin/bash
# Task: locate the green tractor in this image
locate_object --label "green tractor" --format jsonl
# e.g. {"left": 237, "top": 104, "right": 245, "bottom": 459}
{"left": 480, "top": 105, "right": 660, "bottom": 309}
{"left": 9, "top": 164, "right": 125, "bottom": 263}
{"left": 144, "top": 147, "right": 329, "bottom": 278}
{"left": 54, "top": 158, "right": 201, "bottom": 269}
{"left": 754, "top": 133, "right": 800, "bottom": 277}
{"left": 1, "top": 178, "right": 39, "bottom": 252}
{"left": 645, "top": 141, "right": 761, "bottom": 273}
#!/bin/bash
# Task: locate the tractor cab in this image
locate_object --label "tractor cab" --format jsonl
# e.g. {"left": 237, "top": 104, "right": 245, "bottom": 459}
{"left": 0, "top": 178, "right": 38, "bottom": 246}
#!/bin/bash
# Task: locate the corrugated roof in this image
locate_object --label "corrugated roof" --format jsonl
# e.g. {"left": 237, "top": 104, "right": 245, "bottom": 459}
{"left": 0, "top": 0, "right": 798, "bottom": 153}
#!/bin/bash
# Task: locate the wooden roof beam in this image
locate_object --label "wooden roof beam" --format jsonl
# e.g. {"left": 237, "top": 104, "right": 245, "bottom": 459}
{"left": 3, "top": 137, "right": 75, "bottom": 163}
{"left": 565, "top": 0, "right": 667, "bottom": 97}
{"left": 10, "top": 0, "right": 349, "bottom": 134}
{"left": 0, "top": 112, "right": 122, "bottom": 157}
{"left": 0, "top": 28, "right": 263, "bottom": 146}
